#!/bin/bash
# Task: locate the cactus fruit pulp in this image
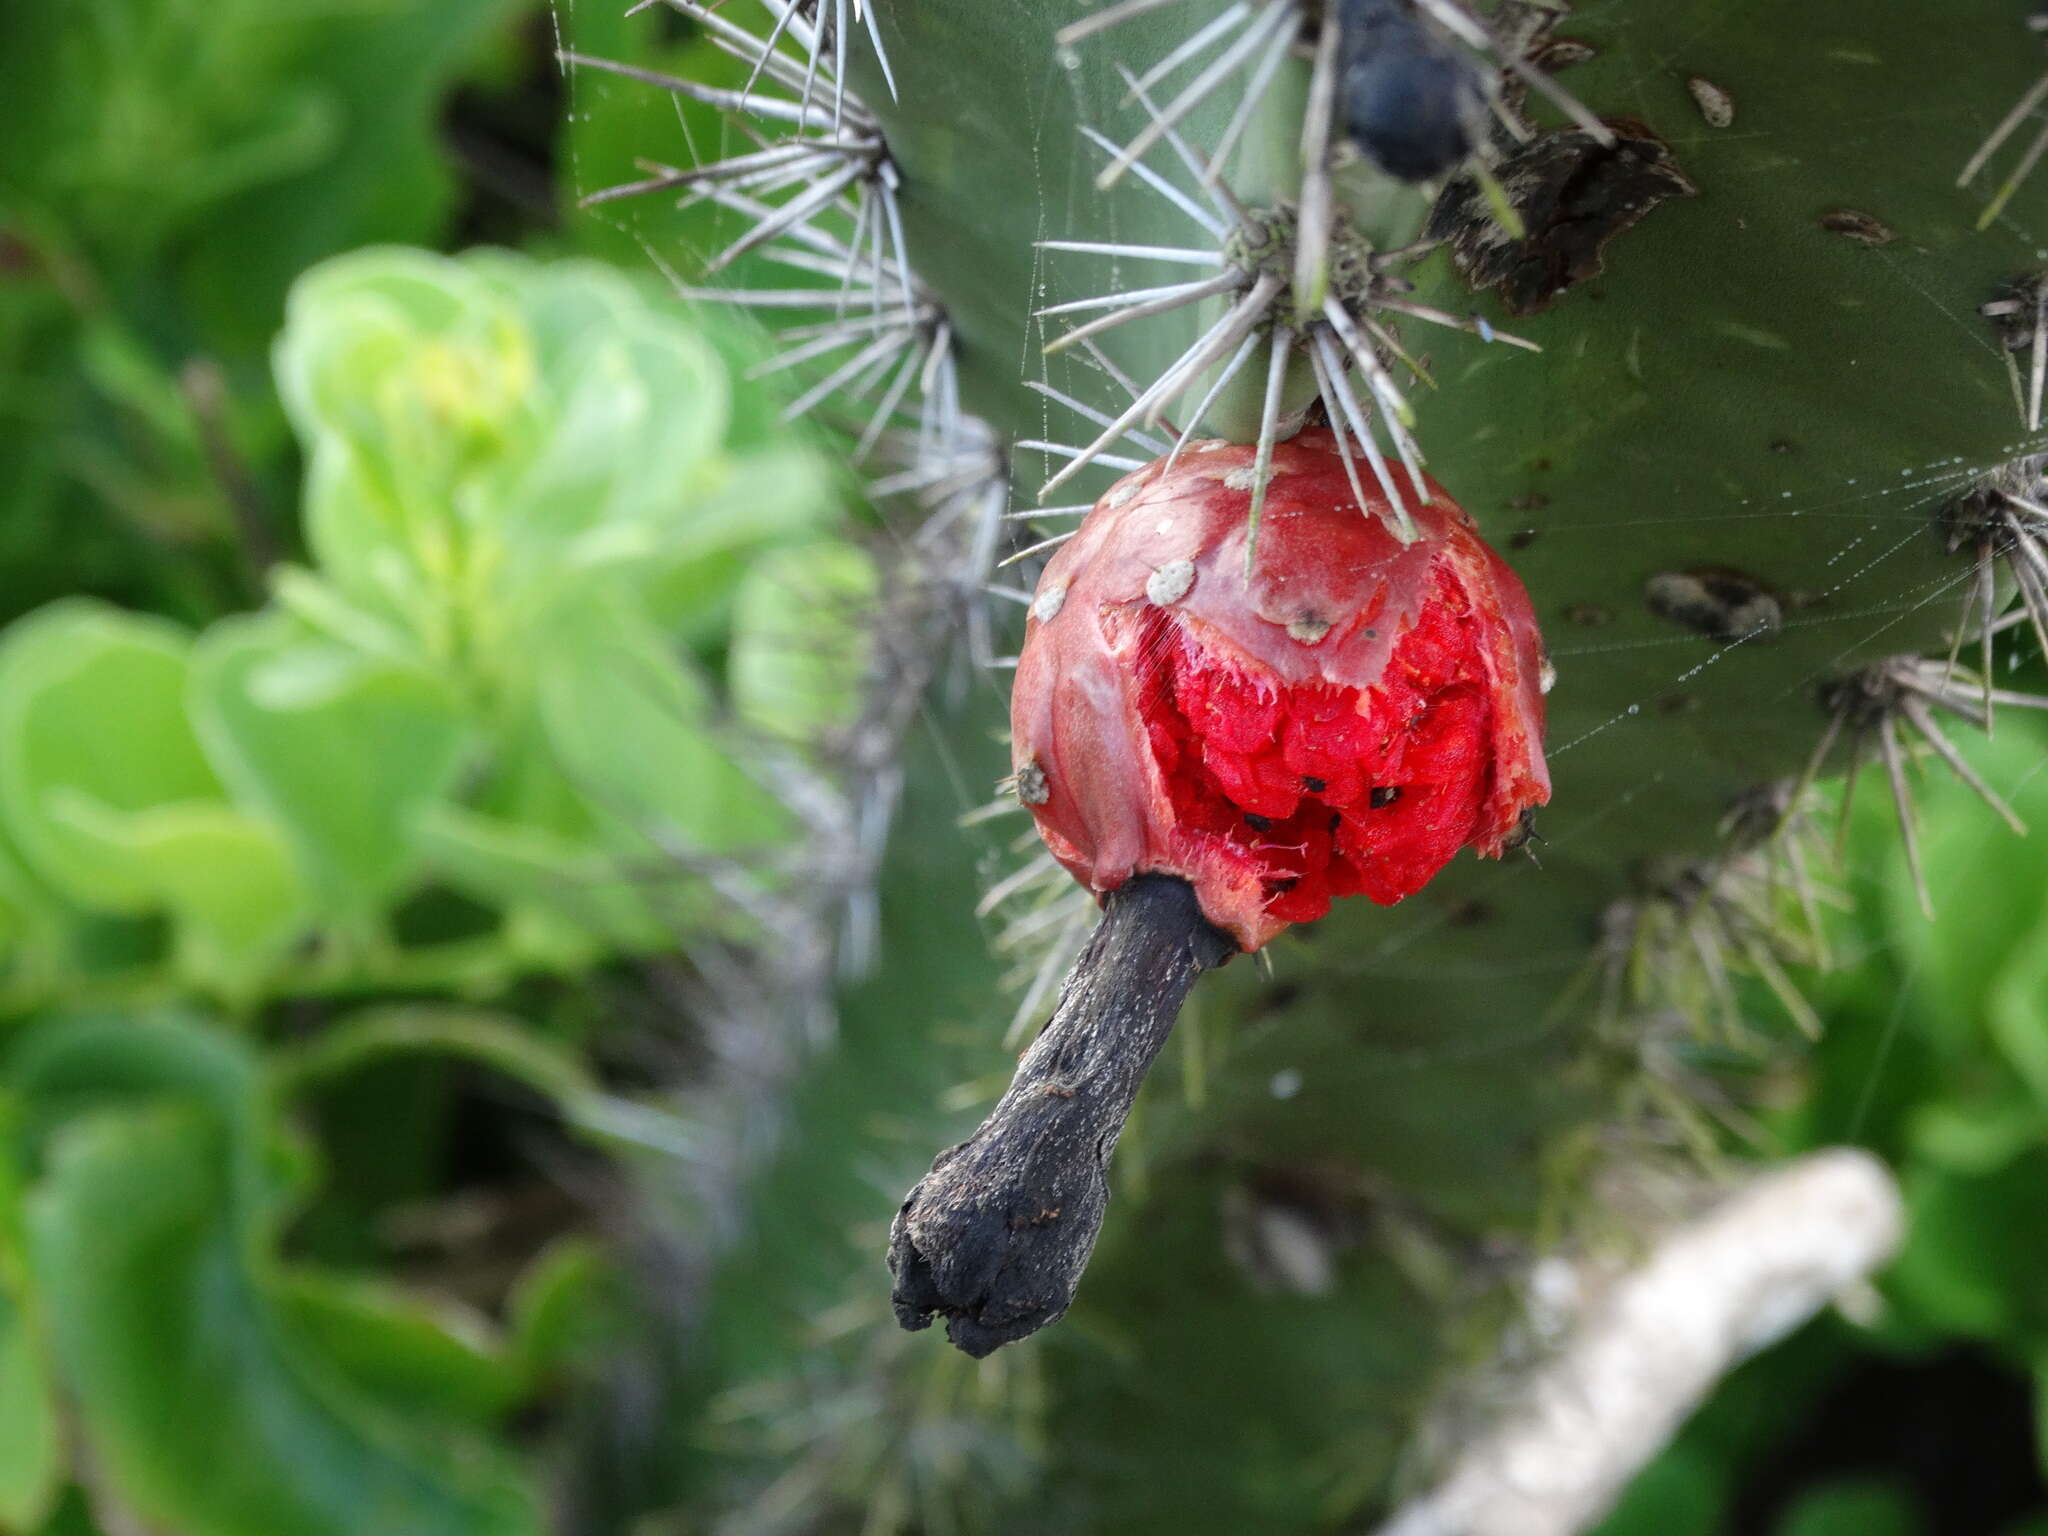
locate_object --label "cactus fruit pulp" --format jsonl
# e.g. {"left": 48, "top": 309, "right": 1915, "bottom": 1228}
{"left": 1012, "top": 430, "right": 1550, "bottom": 949}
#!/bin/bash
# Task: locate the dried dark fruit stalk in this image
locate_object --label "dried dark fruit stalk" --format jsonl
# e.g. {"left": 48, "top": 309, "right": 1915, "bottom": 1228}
{"left": 890, "top": 435, "right": 1551, "bottom": 1352}
{"left": 887, "top": 874, "right": 1233, "bottom": 1356}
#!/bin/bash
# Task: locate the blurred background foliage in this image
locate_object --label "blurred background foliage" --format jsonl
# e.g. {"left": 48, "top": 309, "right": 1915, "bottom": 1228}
{"left": 1592, "top": 727, "right": 2048, "bottom": 1536}
{"left": 1, "top": 0, "right": 2047, "bottom": 1533}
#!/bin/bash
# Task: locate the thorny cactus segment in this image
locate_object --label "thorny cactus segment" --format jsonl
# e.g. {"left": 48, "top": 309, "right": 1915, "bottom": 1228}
{"left": 1011, "top": 429, "right": 1550, "bottom": 950}
{"left": 1811, "top": 656, "right": 2048, "bottom": 919}
{"left": 1939, "top": 454, "right": 2048, "bottom": 689}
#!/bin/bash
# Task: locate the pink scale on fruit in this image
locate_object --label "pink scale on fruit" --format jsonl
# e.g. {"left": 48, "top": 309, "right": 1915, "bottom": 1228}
{"left": 1010, "top": 428, "right": 1552, "bottom": 952}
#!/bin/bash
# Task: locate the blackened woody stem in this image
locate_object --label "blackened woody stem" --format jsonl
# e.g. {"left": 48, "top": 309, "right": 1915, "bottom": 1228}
{"left": 888, "top": 874, "right": 1236, "bottom": 1356}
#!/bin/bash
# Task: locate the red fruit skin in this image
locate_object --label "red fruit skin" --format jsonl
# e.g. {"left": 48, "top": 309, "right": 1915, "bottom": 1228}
{"left": 1010, "top": 428, "right": 1551, "bottom": 952}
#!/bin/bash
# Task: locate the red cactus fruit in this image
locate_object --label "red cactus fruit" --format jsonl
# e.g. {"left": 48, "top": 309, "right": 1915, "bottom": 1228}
{"left": 1010, "top": 428, "right": 1552, "bottom": 952}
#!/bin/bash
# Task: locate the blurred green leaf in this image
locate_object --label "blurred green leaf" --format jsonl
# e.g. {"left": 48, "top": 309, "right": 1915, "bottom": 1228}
{"left": 276, "top": 1270, "right": 523, "bottom": 1430}
{"left": 0, "top": 1268, "right": 61, "bottom": 1532}
{"left": 1883, "top": 727, "right": 2048, "bottom": 1059}
{"left": 1907, "top": 1092, "right": 2046, "bottom": 1176}
{"left": 74, "top": 320, "right": 208, "bottom": 492}
{"left": 4, "top": 1012, "right": 282, "bottom": 1224}
{"left": 24, "top": 1488, "right": 111, "bottom": 1536}
{"left": 0, "top": 599, "right": 223, "bottom": 911}
{"left": 275, "top": 248, "right": 756, "bottom": 686}
{"left": 4, "top": 1012, "right": 541, "bottom": 1533}
{"left": 26, "top": 1106, "right": 540, "bottom": 1536}
{"left": 729, "top": 541, "right": 879, "bottom": 746}
{"left": 280, "top": 268, "right": 540, "bottom": 661}
{"left": 506, "top": 1236, "right": 616, "bottom": 1387}
{"left": 5, "top": 0, "right": 524, "bottom": 333}
{"left": 534, "top": 588, "right": 791, "bottom": 858}
{"left": 270, "top": 1004, "right": 599, "bottom": 1118}
{"left": 1987, "top": 900, "right": 2048, "bottom": 1110}
{"left": 412, "top": 802, "right": 675, "bottom": 962}
{"left": 189, "top": 612, "right": 472, "bottom": 924}
{"left": 1590, "top": 1446, "right": 1725, "bottom": 1536}
{"left": 1887, "top": 1153, "right": 2048, "bottom": 1347}
{"left": 1772, "top": 1479, "right": 1920, "bottom": 1536}
{"left": 0, "top": 0, "right": 526, "bottom": 642}
{"left": 178, "top": 0, "right": 526, "bottom": 352}
{"left": 106, "top": 803, "right": 307, "bottom": 1001}
{"left": 467, "top": 253, "right": 732, "bottom": 534}
{"left": 640, "top": 446, "right": 844, "bottom": 644}
{"left": 3, "top": 0, "right": 331, "bottom": 255}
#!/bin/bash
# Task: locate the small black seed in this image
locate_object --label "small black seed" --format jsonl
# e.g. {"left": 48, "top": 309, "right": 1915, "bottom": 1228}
{"left": 1302, "top": 776, "right": 1327, "bottom": 793}
{"left": 1370, "top": 786, "right": 1403, "bottom": 809}
{"left": 1328, "top": 812, "right": 1343, "bottom": 833}
{"left": 1244, "top": 813, "right": 1273, "bottom": 832}
{"left": 1509, "top": 528, "right": 1542, "bottom": 550}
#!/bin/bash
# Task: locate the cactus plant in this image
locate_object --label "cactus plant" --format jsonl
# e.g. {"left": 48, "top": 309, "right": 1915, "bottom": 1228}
{"left": 566, "top": 0, "right": 2048, "bottom": 1527}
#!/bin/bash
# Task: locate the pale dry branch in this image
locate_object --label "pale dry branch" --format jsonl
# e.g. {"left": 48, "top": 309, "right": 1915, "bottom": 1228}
{"left": 1376, "top": 1150, "right": 1904, "bottom": 1536}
